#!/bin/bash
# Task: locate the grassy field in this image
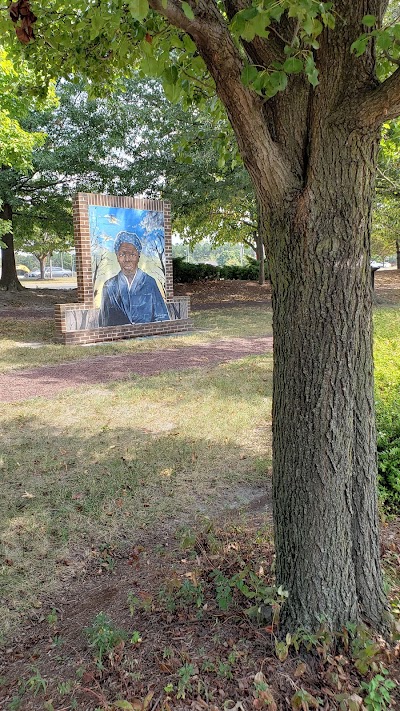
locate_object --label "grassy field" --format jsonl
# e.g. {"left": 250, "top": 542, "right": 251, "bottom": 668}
{"left": 0, "top": 306, "right": 273, "bottom": 373}
{"left": 0, "top": 307, "right": 273, "bottom": 641}
{"left": 0, "top": 304, "right": 398, "bottom": 643}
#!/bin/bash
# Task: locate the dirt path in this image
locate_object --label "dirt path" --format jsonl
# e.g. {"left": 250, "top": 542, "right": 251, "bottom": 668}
{"left": 0, "top": 335, "right": 273, "bottom": 402}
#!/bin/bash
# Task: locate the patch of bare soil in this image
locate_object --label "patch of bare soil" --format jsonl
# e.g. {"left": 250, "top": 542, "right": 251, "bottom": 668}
{"left": 0, "top": 512, "right": 399, "bottom": 711}
{"left": 0, "top": 336, "right": 273, "bottom": 402}
{"left": 174, "top": 281, "right": 272, "bottom": 309}
{"left": 374, "top": 270, "right": 400, "bottom": 305}
{"left": 0, "top": 287, "right": 78, "bottom": 319}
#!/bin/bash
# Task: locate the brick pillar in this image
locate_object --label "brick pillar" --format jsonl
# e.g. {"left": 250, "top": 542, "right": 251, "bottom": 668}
{"left": 73, "top": 193, "right": 94, "bottom": 304}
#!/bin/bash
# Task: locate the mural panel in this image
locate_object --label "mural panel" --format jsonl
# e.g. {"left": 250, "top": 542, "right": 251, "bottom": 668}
{"left": 55, "top": 193, "right": 192, "bottom": 345}
{"left": 89, "top": 205, "right": 169, "bottom": 326}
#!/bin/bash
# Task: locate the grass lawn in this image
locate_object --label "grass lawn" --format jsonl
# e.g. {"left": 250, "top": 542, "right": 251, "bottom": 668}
{"left": 0, "top": 306, "right": 274, "bottom": 641}
{"left": 0, "top": 304, "right": 398, "bottom": 640}
{"left": 0, "top": 306, "right": 273, "bottom": 373}
{"left": 0, "top": 303, "right": 399, "bottom": 711}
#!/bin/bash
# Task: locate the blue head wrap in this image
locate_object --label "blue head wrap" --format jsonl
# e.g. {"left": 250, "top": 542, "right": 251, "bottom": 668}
{"left": 114, "top": 231, "right": 142, "bottom": 255}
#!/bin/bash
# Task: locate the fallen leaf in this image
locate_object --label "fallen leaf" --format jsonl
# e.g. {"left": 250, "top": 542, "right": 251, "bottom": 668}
{"left": 294, "top": 662, "right": 307, "bottom": 678}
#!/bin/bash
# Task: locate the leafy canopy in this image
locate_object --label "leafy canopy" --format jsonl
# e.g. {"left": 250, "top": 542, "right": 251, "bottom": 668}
{"left": 2, "top": 1, "right": 400, "bottom": 108}
{"left": 0, "top": 48, "right": 56, "bottom": 171}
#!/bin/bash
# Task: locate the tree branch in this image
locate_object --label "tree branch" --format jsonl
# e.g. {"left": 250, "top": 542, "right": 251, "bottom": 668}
{"left": 356, "top": 66, "right": 400, "bottom": 126}
{"left": 376, "top": 166, "right": 400, "bottom": 193}
{"left": 148, "top": 0, "right": 296, "bottom": 205}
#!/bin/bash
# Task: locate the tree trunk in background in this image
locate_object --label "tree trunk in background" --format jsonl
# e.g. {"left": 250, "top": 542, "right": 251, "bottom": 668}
{"left": 39, "top": 255, "right": 46, "bottom": 279}
{"left": 0, "top": 203, "right": 22, "bottom": 290}
{"left": 256, "top": 230, "right": 265, "bottom": 285}
{"left": 397, "top": 240, "right": 400, "bottom": 270}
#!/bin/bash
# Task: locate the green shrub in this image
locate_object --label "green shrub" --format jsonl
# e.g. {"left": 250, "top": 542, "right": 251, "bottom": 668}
{"left": 172, "top": 257, "right": 219, "bottom": 283}
{"left": 376, "top": 402, "right": 400, "bottom": 514}
{"left": 172, "top": 256, "right": 269, "bottom": 283}
{"left": 373, "top": 309, "right": 400, "bottom": 514}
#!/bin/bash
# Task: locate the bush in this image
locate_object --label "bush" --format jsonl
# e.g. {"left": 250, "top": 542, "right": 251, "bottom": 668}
{"left": 172, "top": 257, "right": 220, "bottom": 283}
{"left": 172, "top": 256, "right": 269, "bottom": 283}
{"left": 376, "top": 403, "right": 400, "bottom": 514}
{"left": 373, "top": 310, "right": 400, "bottom": 514}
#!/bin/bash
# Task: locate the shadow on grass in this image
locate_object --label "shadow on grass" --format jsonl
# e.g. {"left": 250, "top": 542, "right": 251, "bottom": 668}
{"left": 0, "top": 318, "right": 56, "bottom": 344}
{"left": 0, "top": 400, "right": 272, "bottom": 640}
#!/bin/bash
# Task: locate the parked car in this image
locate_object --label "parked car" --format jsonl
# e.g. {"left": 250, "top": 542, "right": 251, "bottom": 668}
{"left": 28, "top": 267, "right": 73, "bottom": 278}
{"left": 370, "top": 260, "right": 392, "bottom": 269}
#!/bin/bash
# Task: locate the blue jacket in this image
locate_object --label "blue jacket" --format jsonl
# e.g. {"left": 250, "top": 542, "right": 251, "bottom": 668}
{"left": 99, "top": 269, "right": 170, "bottom": 326}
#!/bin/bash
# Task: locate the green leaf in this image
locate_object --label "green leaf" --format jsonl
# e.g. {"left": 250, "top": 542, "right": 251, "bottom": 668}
{"left": 114, "top": 702, "right": 134, "bottom": 710}
{"left": 181, "top": 2, "right": 195, "bottom": 20}
{"left": 163, "top": 65, "right": 179, "bottom": 85}
{"left": 240, "top": 22, "right": 257, "bottom": 42}
{"left": 161, "top": 0, "right": 167, "bottom": 7}
{"left": 269, "top": 71, "right": 288, "bottom": 93}
{"left": 362, "top": 15, "right": 376, "bottom": 27}
{"left": 183, "top": 34, "right": 196, "bottom": 53}
{"left": 241, "top": 64, "right": 258, "bottom": 86}
{"left": 351, "top": 36, "right": 369, "bottom": 57}
{"left": 275, "top": 640, "right": 289, "bottom": 661}
{"left": 268, "top": 5, "right": 284, "bottom": 21}
{"left": 236, "top": 9, "right": 270, "bottom": 41}
{"left": 240, "top": 7, "right": 258, "bottom": 21}
{"left": 376, "top": 30, "right": 393, "bottom": 52}
{"left": 307, "top": 68, "right": 319, "bottom": 87}
{"left": 128, "top": 0, "right": 149, "bottom": 21}
{"left": 322, "top": 12, "right": 335, "bottom": 30}
{"left": 302, "top": 16, "right": 314, "bottom": 36}
{"left": 283, "top": 57, "right": 303, "bottom": 74}
{"left": 162, "top": 80, "right": 182, "bottom": 104}
{"left": 141, "top": 56, "right": 163, "bottom": 77}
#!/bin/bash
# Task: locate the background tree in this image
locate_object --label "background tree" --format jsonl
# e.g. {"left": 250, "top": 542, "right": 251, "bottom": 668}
{"left": 1, "top": 76, "right": 263, "bottom": 286}
{"left": 372, "top": 195, "right": 400, "bottom": 264}
{"left": 375, "top": 118, "right": 400, "bottom": 267}
{"left": 13, "top": 197, "right": 73, "bottom": 277}
{"left": 4, "top": 0, "right": 400, "bottom": 633}
{"left": 0, "top": 48, "right": 52, "bottom": 288}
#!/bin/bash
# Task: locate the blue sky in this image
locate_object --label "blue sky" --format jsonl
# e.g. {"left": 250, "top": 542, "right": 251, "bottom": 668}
{"left": 89, "top": 205, "right": 164, "bottom": 253}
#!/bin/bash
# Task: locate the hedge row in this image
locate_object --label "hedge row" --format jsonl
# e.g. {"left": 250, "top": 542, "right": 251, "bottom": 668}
{"left": 377, "top": 404, "right": 400, "bottom": 514}
{"left": 173, "top": 256, "right": 267, "bottom": 283}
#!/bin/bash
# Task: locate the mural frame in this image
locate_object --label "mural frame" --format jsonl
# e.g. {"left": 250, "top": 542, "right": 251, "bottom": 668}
{"left": 55, "top": 192, "right": 191, "bottom": 345}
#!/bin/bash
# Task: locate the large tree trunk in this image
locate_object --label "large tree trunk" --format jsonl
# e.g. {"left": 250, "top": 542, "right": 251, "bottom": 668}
{"left": 0, "top": 203, "right": 23, "bottom": 291}
{"left": 264, "top": 124, "right": 388, "bottom": 632}
{"left": 153, "top": 0, "right": 393, "bottom": 634}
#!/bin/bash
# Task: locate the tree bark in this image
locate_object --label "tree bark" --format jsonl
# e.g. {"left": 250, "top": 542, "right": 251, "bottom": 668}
{"left": 396, "top": 240, "right": 400, "bottom": 270}
{"left": 39, "top": 255, "right": 46, "bottom": 279}
{"left": 256, "top": 230, "right": 265, "bottom": 285}
{"left": 0, "top": 203, "right": 23, "bottom": 291}
{"left": 264, "top": 121, "right": 388, "bottom": 631}
{"left": 147, "top": 0, "right": 397, "bottom": 633}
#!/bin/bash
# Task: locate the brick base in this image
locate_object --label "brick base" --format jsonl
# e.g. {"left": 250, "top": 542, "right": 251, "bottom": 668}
{"left": 55, "top": 298, "right": 192, "bottom": 345}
